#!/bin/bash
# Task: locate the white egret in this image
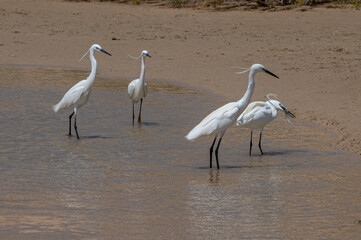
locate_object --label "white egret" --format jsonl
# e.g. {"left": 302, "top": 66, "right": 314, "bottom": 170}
{"left": 52, "top": 44, "right": 111, "bottom": 139}
{"left": 185, "top": 64, "right": 279, "bottom": 169}
{"left": 128, "top": 50, "right": 151, "bottom": 125}
{"left": 237, "top": 94, "right": 296, "bottom": 156}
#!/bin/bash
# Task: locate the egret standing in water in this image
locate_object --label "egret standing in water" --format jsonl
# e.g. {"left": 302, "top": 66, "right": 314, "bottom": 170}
{"left": 237, "top": 94, "right": 296, "bottom": 156}
{"left": 128, "top": 50, "right": 151, "bottom": 125}
{"left": 52, "top": 44, "right": 111, "bottom": 139}
{"left": 185, "top": 64, "right": 279, "bottom": 169}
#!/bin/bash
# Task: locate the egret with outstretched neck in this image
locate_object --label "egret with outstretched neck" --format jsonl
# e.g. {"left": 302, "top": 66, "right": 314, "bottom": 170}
{"left": 237, "top": 94, "right": 295, "bottom": 156}
{"left": 52, "top": 44, "right": 111, "bottom": 139}
{"left": 185, "top": 64, "right": 279, "bottom": 169}
{"left": 128, "top": 50, "right": 151, "bottom": 125}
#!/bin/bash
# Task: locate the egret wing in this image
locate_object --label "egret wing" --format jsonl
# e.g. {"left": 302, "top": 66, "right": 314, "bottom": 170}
{"left": 186, "top": 102, "right": 238, "bottom": 139}
{"left": 57, "top": 84, "right": 86, "bottom": 110}
{"left": 127, "top": 80, "right": 136, "bottom": 98}
{"left": 237, "top": 101, "right": 265, "bottom": 125}
{"left": 220, "top": 102, "right": 241, "bottom": 119}
{"left": 196, "top": 102, "right": 235, "bottom": 128}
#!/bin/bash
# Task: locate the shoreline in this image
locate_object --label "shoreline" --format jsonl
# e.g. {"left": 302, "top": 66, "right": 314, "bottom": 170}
{"left": 0, "top": 0, "right": 360, "bottom": 156}
{"left": 0, "top": 63, "right": 357, "bottom": 157}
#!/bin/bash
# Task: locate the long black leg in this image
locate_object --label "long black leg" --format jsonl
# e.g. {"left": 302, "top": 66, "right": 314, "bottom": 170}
{"left": 249, "top": 131, "right": 253, "bottom": 156}
{"left": 209, "top": 136, "right": 217, "bottom": 168}
{"left": 258, "top": 130, "right": 264, "bottom": 155}
{"left": 138, "top": 98, "right": 143, "bottom": 123}
{"left": 215, "top": 137, "right": 223, "bottom": 169}
{"left": 68, "top": 112, "right": 74, "bottom": 136}
{"left": 74, "top": 114, "right": 80, "bottom": 140}
{"left": 132, "top": 102, "right": 135, "bottom": 126}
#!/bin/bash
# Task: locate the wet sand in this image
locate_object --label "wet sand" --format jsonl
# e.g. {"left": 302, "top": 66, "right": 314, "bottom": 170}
{"left": 1, "top": 66, "right": 360, "bottom": 239}
{"left": 0, "top": 0, "right": 360, "bottom": 155}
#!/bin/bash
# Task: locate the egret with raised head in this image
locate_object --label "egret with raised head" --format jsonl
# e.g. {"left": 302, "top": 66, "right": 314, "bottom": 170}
{"left": 237, "top": 94, "right": 295, "bottom": 155}
{"left": 128, "top": 50, "right": 151, "bottom": 125}
{"left": 52, "top": 44, "right": 111, "bottom": 139}
{"left": 185, "top": 64, "right": 279, "bottom": 169}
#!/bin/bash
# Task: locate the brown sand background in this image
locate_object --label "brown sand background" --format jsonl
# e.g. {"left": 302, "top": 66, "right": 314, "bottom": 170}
{"left": 0, "top": 0, "right": 360, "bottom": 155}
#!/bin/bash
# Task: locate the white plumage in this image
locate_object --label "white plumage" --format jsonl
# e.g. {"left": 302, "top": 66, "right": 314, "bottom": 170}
{"left": 186, "top": 101, "right": 246, "bottom": 141}
{"left": 237, "top": 94, "right": 295, "bottom": 155}
{"left": 128, "top": 50, "right": 151, "bottom": 125}
{"left": 237, "top": 101, "right": 275, "bottom": 128}
{"left": 52, "top": 44, "right": 111, "bottom": 139}
{"left": 186, "top": 64, "right": 279, "bottom": 169}
{"left": 127, "top": 79, "right": 148, "bottom": 103}
{"left": 52, "top": 80, "right": 89, "bottom": 113}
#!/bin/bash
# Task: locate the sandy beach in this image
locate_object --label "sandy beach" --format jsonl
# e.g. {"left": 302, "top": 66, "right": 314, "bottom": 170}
{"left": 0, "top": 0, "right": 360, "bottom": 155}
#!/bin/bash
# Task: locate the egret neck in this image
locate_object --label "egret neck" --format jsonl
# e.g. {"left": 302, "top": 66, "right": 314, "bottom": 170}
{"left": 236, "top": 68, "right": 256, "bottom": 108}
{"left": 85, "top": 49, "right": 98, "bottom": 89}
{"left": 139, "top": 54, "right": 146, "bottom": 85}
{"left": 268, "top": 101, "right": 279, "bottom": 118}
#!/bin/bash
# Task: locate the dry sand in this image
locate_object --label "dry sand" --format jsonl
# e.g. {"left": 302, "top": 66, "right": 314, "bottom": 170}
{"left": 0, "top": 0, "right": 360, "bottom": 155}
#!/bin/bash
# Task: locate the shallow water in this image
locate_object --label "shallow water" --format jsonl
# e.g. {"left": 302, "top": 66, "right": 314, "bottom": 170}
{"left": 0, "top": 66, "right": 360, "bottom": 239}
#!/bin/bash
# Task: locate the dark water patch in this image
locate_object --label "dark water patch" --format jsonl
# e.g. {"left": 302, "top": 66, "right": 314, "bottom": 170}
{"left": 81, "top": 135, "right": 116, "bottom": 139}
{"left": 136, "top": 121, "right": 160, "bottom": 127}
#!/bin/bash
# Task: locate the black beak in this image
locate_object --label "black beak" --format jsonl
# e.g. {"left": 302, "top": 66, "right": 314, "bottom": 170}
{"left": 100, "top": 48, "right": 112, "bottom": 56}
{"left": 264, "top": 69, "right": 279, "bottom": 79}
{"left": 145, "top": 53, "right": 152, "bottom": 58}
{"left": 281, "top": 106, "right": 296, "bottom": 118}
